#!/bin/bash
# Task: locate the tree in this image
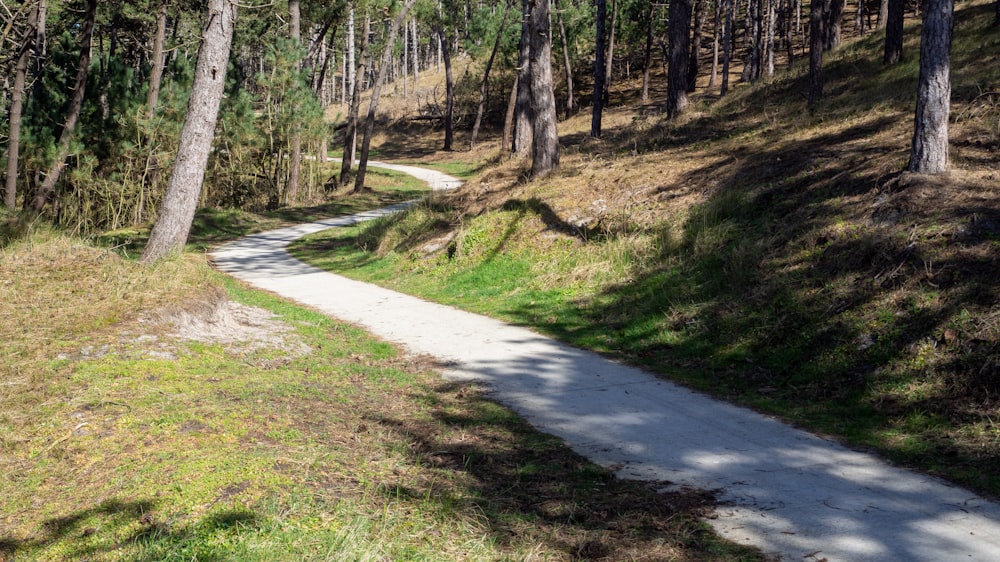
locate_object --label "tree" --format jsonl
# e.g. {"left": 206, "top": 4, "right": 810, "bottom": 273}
{"left": 555, "top": 0, "right": 574, "bottom": 117}
{"left": 471, "top": 0, "right": 512, "bottom": 147}
{"left": 689, "top": 0, "right": 708, "bottom": 91}
{"left": 908, "top": 0, "right": 953, "bottom": 174}
{"left": 884, "top": 0, "right": 904, "bottom": 64}
{"left": 287, "top": 0, "right": 303, "bottom": 204}
{"left": 808, "top": 0, "right": 829, "bottom": 105}
{"left": 591, "top": 0, "right": 606, "bottom": 136}
{"left": 667, "top": 0, "right": 693, "bottom": 117}
{"left": 824, "top": 0, "right": 845, "bottom": 49}
{"left": 340, "top": 8, "right": 368, "bottom": 186}
{"left": 4, "top": 2, "right": 39, "bottom": 209}
{"left": 145, "top": 0, "right": 169, "bottom": 119}
{"left": 440, "top": 26, "right": 455, "bottom": 150}
{"left": 30, "top": 0, "right": 97, "bottom": 213}
{"left": 353, "top": 0, "right": 418, "bottom": 192}
{"left": 527, "top": 0, "right": 559, "bottom": 176}
{"left": 141, "top": 0, "right": 237, "bottom": 262}
{"left": 514, "top": 0, "right": 533, "bottom": 154}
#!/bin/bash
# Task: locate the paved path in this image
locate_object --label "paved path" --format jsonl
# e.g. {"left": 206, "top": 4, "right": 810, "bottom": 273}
{"left": 211, "top": 161, "right": 1000, "bottom": 561}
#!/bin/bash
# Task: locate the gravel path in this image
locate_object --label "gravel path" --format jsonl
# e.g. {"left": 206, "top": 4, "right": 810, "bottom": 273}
{"left": 211, "top": 160, "right": 1000, "bottom": 561}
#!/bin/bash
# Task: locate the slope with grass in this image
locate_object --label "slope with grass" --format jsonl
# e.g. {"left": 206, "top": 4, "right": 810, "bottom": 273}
{"left": 290, "top": 0, "right": 1000, "bottom": 502}
{"left": 0, "top": 193, "right": 763, "bottom": 558}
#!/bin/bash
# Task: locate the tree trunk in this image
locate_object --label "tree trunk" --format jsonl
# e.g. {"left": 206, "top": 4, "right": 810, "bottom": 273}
{"left": 689, "top": 0, "right": 708, "bottom": 92}
{"left": 722, "top": 0, "right": 733, "bottom": 94}
{"left": 878, "top": 0, "right": 888, "bottom": 27}
{"left": 825, "top": 0, "right": 845, "bottom": 50}
{"left": 709, "top": 0, "right": 721, "bottom": 89}
{"left": 287, "top": 0, "right": 302, "bottom": 204}
{"left": 32, "top": 0, "right": 47, "bottom": 103}
{"left": 403, "top": 20, "right": 409, "bottom": 98}
{"left": 354, "top": 0, "right": 417, "bottom": 192}
{"left": 514, "top": 0, "right": 534, "bottom": 155}
{"left": 141, "top": 0, "right": 237, "bottom": 262}
{"left": 502, "top": 77, "right": 518, "bottom": 152}
{"left": 441, "top": 28, "right": 455, "bottom": 151}
{"left": 30, "top": 0, "right": 97, "bottom": 213}
{"left": 604, "top": 0, "right": 617, "bottom": 105}
{"left": 642, "top": 2, "right": 655, "bottom": 102}
{"left": 883, "top": 0, "right": 904, "bottom": 63}
{"left": 472, "top": 0, "right": 512, "bottom": 147}
{"left": 528, "top": 0, "right": 559, "bottom": 177}
{"left": 766, "top": 0, "right": 776, "bottom": 76}
{"left": 556, "top": 0, "right": 574, "bottom": 118}
{"left": 592, "top": 0, "right": 606, "bottom": 137}
{"left": 908, "top": 0, "right": 953, "bottom": 174}
{"left": 4, "top": 5, "right": 38, "bottom": 209}
{"left": 146, "top": 0, "right": 169, "bottom": 119}
{"left": 666, "top": 0, "right": 693, "bottom": 118}
{"left": 412, "top": 18, "right": 420, "bottom": 80}
{"left": 808, "top": 0, "right": 828, "bottom": 105}
{"left": 340, "top": 11, "right": 369, "bottom": 185}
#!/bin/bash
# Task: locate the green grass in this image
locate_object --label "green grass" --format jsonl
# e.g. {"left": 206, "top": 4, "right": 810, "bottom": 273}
{"left": 2, "top": 212, "right": 762, "bottom": 559}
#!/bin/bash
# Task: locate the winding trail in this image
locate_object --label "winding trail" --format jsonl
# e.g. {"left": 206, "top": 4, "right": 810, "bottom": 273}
{"left": 211, "top": 161, "right": 1000, "bottom": 561}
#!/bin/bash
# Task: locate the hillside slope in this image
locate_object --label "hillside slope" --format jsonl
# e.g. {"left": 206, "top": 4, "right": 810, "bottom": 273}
{"left": 295, "top": 0, "right": 1000, "bottom": 496}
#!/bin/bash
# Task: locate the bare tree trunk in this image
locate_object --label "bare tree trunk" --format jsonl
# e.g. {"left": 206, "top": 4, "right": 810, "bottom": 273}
{"left": 4, "top": 5, "right": 38, "bottom": 209}
{"left": 472, "top": 0, "right": 512, "bottom": 147}
{"left": 32, "top": 0, "right": 47, "bottom": 103}
{"left": 604, "top": 0, "right": 617, "bottom": 104}
{"left": 403, "top": 20, "right": 409, "bottom": 98}
{"left": 666, "top": 0, "right": 693, "bottom": 117}
{"left": 766, "top": 0, "right": 776, "bottom": 76}
{"left": 689, "top": 0, "right": 708, "bottom": 92}
{"left": 722, "top": 0, "right": 733, "bottom": 94}
{"left": 287, "top": 0, "right": 302, "bottom": 204}
{"left": 642, "top": 2, "right": 655, "bottom": 102}
{"left": 502, "top": 77, "right": 518, "bottom": 152}
{"left": 878, "top": 0, "right": 889, "bottom": 27}
{"left": 908, "top": 0, "right": 952, "bottom": 174}
{"left": 808, "top": 0, "right": 828, "bottom": 105}
{"left": 709, "top": 0, "right": 721, "bottom": 89}
{"left": 825, "top": 0, "right": 845, "bottom": 50}
{"left": 146, "top": 0, "right": 169, "bottom": 119}
{"left": 141, "top": 0, "right": 237, "bottom": 262}
{"left": 528, "top": 0, "right": 559, "bottom": 177}
{"left": 883, "top": 0, "right": 904, "bottom": 63}
{"left": 340, "top": 12, "right": 369, "bottom": 185}
{"left": 514, "top": 0, "right": 533, "bottom": 155}
{"left": 441, "top": 27, "right": 455, "bottom": 151}
{"left": 30, "top": 0, "right": 97, "bottom": 213}
{"left": 354, "top": 0, "right": 417, "bottom": 192}
{"left": 411, "top": 18, "right": 420, "bottom": 80}
{"left": 556, "top": 0, "right": 574, "bottom": 118}
{"left": 592, "top": 0, "right": 606, "bottom": 137}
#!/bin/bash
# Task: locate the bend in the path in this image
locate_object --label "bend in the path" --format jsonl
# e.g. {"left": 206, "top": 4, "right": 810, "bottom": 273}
{"left": 211, "top": 160, "right": 1000, "bottom": 562}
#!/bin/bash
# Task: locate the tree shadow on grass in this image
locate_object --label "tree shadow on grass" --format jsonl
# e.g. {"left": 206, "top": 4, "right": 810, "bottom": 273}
{"left": 0, "top": 498, "right": 260, "bottom": 561}
{"left": 366, "top": 382, "right": 764, "bottom": 562}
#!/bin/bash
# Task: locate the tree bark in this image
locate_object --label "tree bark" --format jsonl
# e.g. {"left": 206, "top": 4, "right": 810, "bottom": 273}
{"left": 441, "top": 27, "right": 455, "bottom": 151}
{"left": 722, "top": 0, "right": 733, "bottom": 94}
{"left": 604, "top": 0, "right": 617, "bottom": 105}
{"left": 825, "top": 0, "right": 845, "bottom": 50}
{"left": 354, "top": 0, "right": 417, "bottom": 192}
{"left": 514, "top": 0, "right": 534, "bottom": 155}
{"left": 808, "top": 0, "right": 828, "bottom": 105}
{"left": 883, "top": 0, "right": 904, "bottom": 64}
{"left": 642, "top": 2, "right": 655, "bottom": 102}
{"left": 592, "top": 0, "right": 606, "bottom": 137}
{"left": 146, "top": 0, "right": 169, "bottom": 119}
{"left": 340, "top": 11, "right": 369, "bottom": 185}
{"left": 709, "top": 0, "right": 721, "bottom": 89}
{"left": 766, "top": 0, "right": 776, "bottom": 76}
{"left": 556, "top": 0, "right": 574, "bottom": 118}
{"left": 32, "top": 0, "right": 47, "bottom": 103}
{"left": 30, "top": 0, "right": 97, "bottom": 213}
{"left": 287, "top": 0, "right": 302, "bottom": 204}
{"left": 502, "top": 77, "right": 518, "bottom": 152}
{"left": 4, "top": 5, "right": 37, "bottom": 209}
{"left": 908, "top": 0, "right": 953, "bottom": 174}
{"left": 689, "top": 0, "right": 708, "bottom": 92}
{"left": 878, "top": 0, "right": 889, "bottom": 28}
{"left": 141, "top": 0, "right": 237, "bottom": 262}
{"left": 472, "top": 0, "right": 512, "bottom": 147}
{"left": 667, "top": 0, "right": 693, "bottom": 118}
{"left": 527, "top": 0, "right": 559, "bottom": 177}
